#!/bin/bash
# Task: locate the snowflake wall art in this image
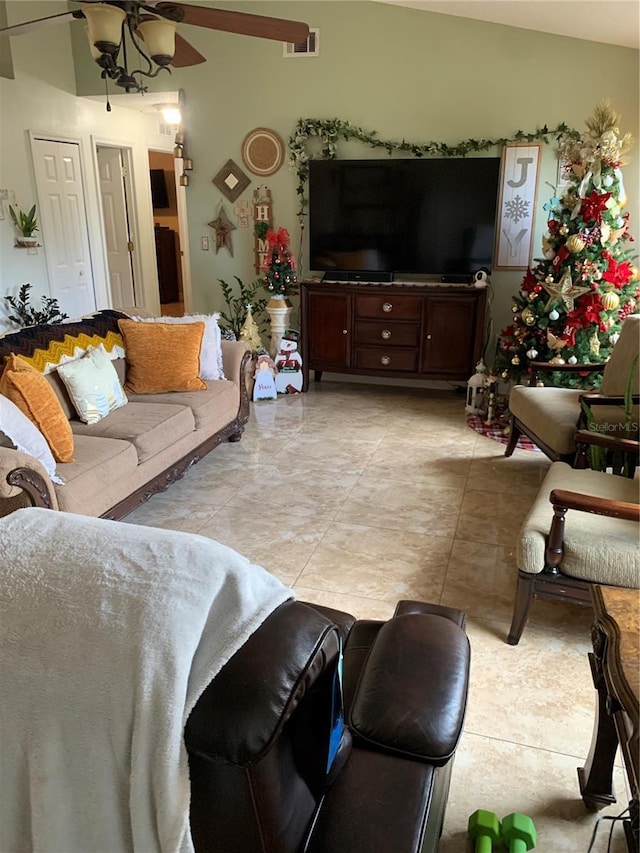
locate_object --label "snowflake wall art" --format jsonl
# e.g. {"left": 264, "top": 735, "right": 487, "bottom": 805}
{"left": 495, "top": 143, "right": 541, "bottom": 270}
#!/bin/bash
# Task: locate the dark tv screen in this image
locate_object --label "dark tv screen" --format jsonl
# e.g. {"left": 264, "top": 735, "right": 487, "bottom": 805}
{"left": 150, "top": 168, "right": 169, "bottom": 209}
{"left": 308, "top": 157, "right": 501, "bottom": 278}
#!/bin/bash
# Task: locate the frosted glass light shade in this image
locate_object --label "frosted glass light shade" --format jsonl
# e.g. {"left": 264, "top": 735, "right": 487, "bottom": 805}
{"left": 160, "top": 106, "right": 182, "bottom": 125}
{"left": 83, "top": 3, "right": 125, "bottom": 52}
{"left": 137, "top": 18, "right": 176, "bottom": 64}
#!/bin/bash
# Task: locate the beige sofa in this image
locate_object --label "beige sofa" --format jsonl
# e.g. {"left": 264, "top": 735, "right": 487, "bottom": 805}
{"left": 0, "top": 310, "right": 251, "bottom": 520}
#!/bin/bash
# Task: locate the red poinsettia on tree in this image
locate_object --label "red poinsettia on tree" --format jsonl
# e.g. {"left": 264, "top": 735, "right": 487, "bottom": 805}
{"left": 496, "top": 102, "right": 639, "bottom": 389}
{"left": 261, "top": 227, "right": 299, "bottom": 298}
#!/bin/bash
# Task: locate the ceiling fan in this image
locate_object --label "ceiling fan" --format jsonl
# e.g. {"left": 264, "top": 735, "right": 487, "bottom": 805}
{"left": 0, "top": 1, "right": 310, "bottom": 93}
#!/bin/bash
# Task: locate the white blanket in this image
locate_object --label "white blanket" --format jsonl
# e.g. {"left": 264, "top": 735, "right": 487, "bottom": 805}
{"left": 0, "top": 508, "right": 292, "bottom": 853}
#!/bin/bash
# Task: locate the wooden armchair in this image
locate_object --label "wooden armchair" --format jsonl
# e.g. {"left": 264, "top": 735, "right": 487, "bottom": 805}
{"left": 504, "top": 314, "right": 639, "bottom": 463}
{"left": 508, "top": 431, "right": 640, "bottom": 645}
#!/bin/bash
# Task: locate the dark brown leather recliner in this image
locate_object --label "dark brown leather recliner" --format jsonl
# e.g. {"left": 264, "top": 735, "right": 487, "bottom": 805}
{"left": 186, "top": 598, "right": 470, "bottom": 853}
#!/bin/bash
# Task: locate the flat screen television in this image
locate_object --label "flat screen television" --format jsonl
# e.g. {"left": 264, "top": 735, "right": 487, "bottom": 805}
{"left": 308, "top": 157, "right": 501, "bottom": 281}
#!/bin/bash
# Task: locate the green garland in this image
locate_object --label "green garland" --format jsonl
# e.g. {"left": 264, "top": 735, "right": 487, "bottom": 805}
{"left": 288, "top": 117, "right": 581, "bottom": 214}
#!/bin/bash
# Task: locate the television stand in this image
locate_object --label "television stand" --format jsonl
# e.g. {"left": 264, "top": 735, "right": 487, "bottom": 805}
{"left": 300, "top": 279, "right": 486, "bottom": 390}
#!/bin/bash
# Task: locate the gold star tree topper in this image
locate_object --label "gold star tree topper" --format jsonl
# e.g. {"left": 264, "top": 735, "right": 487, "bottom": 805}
{"left": 542, "top": 268, "right": 590, "bottom": 312}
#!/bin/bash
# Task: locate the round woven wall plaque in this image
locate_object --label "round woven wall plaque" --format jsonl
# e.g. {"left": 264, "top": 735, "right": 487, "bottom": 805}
{"left": 241, "top": 128, "right": 285, "bottom": 177}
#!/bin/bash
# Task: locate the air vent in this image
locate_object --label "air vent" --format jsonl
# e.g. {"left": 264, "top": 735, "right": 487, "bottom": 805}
{"left": 158, "top": 122, "right": 174, "bottom": 137}
{"left": 283, "top": 28, "right": 319, "bottom": 57}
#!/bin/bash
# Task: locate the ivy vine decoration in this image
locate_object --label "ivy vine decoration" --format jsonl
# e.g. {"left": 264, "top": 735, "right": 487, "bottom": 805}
{"left": 288, "top": 117, "right": 581, "bottom": 215}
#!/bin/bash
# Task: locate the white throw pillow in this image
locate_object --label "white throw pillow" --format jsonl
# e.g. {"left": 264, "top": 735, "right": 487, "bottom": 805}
{"left": 56, "top": 344, "right": 128, "bottom": 424}
{"left": 0, "top": 394, "right": 64, "bottom": 484}
{"left": 132, "top": 314, "right": 225, "bottom": 380}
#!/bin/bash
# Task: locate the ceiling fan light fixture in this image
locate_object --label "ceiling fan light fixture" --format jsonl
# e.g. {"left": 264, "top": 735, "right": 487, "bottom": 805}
{"left": 137, "top": 18, "right": 176, "bottom": 67}
{"left": 83, "top": 2, "right": 125, "bottom": 56}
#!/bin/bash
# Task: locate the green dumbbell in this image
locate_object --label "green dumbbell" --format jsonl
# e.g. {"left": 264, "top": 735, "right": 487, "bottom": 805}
{"left": 467, "top": 809, "right": 501, "bottom": 852}
{"left": 502, "top": 812, "right": 537, "bottom": 852}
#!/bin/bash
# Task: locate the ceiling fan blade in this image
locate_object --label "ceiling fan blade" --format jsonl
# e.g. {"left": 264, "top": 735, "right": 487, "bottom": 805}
{"left": 0, "top": 11, "right": 76, "bottom": 37}
{"left": 171, "top": 32, "right": 206, "bottom": 67}
{"left": 155, "top": 3, "right": 309, "bottom": 43}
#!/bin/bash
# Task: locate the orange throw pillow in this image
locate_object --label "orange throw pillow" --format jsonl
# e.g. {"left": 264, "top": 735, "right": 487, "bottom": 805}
{"left": 118, "top": 319, "right": 207, "bottom": 394}
{"left": 0, "top": 354, "right": 75, "bottom": 462}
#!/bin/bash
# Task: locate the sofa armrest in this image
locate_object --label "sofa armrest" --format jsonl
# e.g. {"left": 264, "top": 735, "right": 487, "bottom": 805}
{"left": 221, "top": 339, "right": 251, "bottom": 385}
{"left": 0, "top": 447, "right": 58, "bottom": 510}
{"left": 349, "top": 614, "right": 470, "bottom": 766}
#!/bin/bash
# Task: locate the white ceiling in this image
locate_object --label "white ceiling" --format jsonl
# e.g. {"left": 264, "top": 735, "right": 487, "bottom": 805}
{"left": 376, "top": 1, "right": 640, "bottom": 49}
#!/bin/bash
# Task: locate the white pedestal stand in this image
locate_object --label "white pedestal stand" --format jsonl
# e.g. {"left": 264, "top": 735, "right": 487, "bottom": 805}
{"left": 266, "top": 295, "right": 292, "bottom": 356}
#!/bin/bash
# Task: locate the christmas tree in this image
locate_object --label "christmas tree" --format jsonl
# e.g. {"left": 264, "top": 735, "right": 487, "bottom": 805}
{"left": 239, "top": 304, "right": 263, "bottom": 351}
{"left": 261, "top": 227, "right": 298, "bottom": 298}
{"left": 496, "top": 102, "right": 639, "bottom": 389}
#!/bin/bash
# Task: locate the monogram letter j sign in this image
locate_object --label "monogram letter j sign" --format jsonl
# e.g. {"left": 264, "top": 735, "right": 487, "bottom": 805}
{"left": 495, "top": 143, "right": 541, "bottom": 270}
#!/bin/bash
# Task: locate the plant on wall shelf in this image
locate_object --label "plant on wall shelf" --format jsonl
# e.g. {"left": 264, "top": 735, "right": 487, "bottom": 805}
{"left": 9, "top": 204, "right": 39, "bottom": 246}
{"left": 217, "top": 276, "right": 267, "bottom": 339}
{"left": 3, "top": 283, "right": 68, "bottom": 327}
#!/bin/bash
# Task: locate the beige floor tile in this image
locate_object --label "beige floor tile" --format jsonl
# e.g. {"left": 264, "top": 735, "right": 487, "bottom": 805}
{"left": 125, "top": 493, "right": 220, "bottom": 533}
{"left": 292, "top": 585, "right": 397, "bottom": 621}
{"left": 194, "top": 505, "right": 330, "bottom": 587}
{"left": 466, "top": 453, "right": 551, "bottom": 496}
{"left": 441, "top": 732, "right": 630, "bottom": 852}
{"left": 338, "top": 473, "right": 464, "bottom": 537}
{"left": 270, "top": 434, "right": 382, "bottom": 473}
{"left": 455, "top": 488, "right": 534, "bottom": 546}
{"left": 462, "top": 617, "right": 599, "bottom": 758}
{"left": 297, "top": 521, "right": 452, "bottom": 603}
{"left": 441, "top": 539, "right": 517, "bottom": 620}
{"left": 367, "top": 441, "right": 473, "bottom": 489}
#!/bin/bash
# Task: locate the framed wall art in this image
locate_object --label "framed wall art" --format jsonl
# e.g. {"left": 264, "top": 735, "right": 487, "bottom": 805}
{"left": 495, "top": 143, "right": 541, "bottom": 270}
{"left": 241, "top": 128, "right": 285, "bottom": 177}
{"left": 212, "top": 159, "right": 251, "bottom": 203}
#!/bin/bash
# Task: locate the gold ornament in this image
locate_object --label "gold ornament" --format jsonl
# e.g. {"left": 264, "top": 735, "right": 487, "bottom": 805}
{"left": 528, "top": 291, "right": 539, "bottom": 301}
{"left": 547, "top": 330, "right": 567, "bottom": 352}
{"left": 549, "top": 356, "right": 566, "bottom": 365}
{"left": 545, "top": 274, "right": 555, "bottom": 284}
{"left": 542, "top": 268, "right": 590, "bottom": 312}
{"left": 512, "top": 304, "right": 519, "bottom": 313}
{"left": 565, "top": 234, "right": 585, "bottom": 253}
{"left": 630, "top": 266, "right": 640, "bottom": 282}
{"left": 536, "top": 380, "right": 545, "bottom": 387}
{"left": 559, "top": 225, "right": 569, "bottom": 236}
{"left": 501, "top": 370, "right": 509, "bottom": 379}
{"left": 589, "top": 331, "right": 601, "bottom": 356}
{"left": 601, "top": 291, "right": 620, "bottom": 311}
{"left": 521, "top": 307, "right": 536, "bottom": 326}
{"left": 511, "top": 356, "right": 520, "bottom": 366}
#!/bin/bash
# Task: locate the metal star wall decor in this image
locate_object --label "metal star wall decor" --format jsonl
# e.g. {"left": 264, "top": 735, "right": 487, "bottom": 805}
{"left": 542, "top": 268, "right": 590, "bottom": 312}
{"left": 208, "top": 204, "right": 237, "bottom": 256}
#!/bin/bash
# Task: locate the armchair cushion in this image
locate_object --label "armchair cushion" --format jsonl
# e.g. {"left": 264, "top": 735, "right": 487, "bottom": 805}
{"left": 508, "top": 387, "right": 582, "bottom": 455}
{"left": 518, "top": 462, "right": 640, "bottom": 585}
{"left": 600, "top": 314, "right": 640, "bottom": 396}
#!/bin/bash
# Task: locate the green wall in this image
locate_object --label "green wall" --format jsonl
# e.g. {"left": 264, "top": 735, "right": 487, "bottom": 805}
{"left": 42, "top": 1, "right": 640, "bottom": 354}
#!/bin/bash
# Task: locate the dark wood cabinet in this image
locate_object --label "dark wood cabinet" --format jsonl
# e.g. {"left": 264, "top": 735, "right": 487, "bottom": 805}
{"left": 300, "top": 280, "right": 486, "bottom": 390}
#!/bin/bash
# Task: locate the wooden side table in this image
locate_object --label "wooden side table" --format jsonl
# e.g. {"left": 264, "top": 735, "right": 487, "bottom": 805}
{"left": 578, "top": 586, "right": 639, "bottom": 852}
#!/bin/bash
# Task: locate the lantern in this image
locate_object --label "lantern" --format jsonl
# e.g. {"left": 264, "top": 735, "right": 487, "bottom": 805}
{"left": 465, "top": 360, "right": 488, "bottom": 415}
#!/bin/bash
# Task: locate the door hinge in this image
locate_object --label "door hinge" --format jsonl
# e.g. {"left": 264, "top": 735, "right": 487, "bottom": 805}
{"left": 127, "top": 241, "right": 134, "bottom": 253}
{"left": 121, "top": 164, "right": 129, "bottom": 178}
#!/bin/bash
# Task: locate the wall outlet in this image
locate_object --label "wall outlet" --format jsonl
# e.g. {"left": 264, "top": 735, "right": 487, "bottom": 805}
{"left": 201, "top": 236, "right": 209, "bottom": 251}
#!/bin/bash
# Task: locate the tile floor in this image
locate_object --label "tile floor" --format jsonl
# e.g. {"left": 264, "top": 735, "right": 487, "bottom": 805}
{"left": 125, "top": 381, "right": 631, "bottom": 852}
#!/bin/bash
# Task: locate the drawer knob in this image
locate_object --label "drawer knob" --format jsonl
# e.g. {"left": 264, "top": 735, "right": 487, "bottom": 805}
{"left": 342, "top": 329, "right": 348, "bottom": 335}
{"left": 381, "top": 329, "right": 392, "bottom": 340}
{"left": 426, "top": 334, "right": 432, "bottom": 340}
{"left": 382, "top": 302, "right": 393, "bottom": 313}
{"left": 380, "top": 355, "right": 391, "bottom": 366}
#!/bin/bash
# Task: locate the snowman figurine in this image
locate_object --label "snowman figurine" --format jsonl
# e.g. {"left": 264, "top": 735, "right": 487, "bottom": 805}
{"left": 274, "top": 330, "right": 303, "bottom": 394}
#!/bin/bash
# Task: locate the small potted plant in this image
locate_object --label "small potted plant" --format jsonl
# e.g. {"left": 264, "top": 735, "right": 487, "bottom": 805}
{"left": 9, "top": 203, "right": 39, "bottom": 247}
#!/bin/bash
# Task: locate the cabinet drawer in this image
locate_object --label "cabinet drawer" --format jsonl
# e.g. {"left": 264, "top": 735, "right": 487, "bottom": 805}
{"left": 355, "top": 320, "right": 420, "bottom": 347}
{"left": 355, "top": 294, "right": 421, "bottom": 320}
{"left": 354, "top": 347, "right": 419, "bottom": 372}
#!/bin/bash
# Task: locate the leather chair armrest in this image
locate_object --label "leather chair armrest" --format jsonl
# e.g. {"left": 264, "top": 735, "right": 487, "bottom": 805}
{"left": 348, "top": 614, "right": 470, "bottom": 766}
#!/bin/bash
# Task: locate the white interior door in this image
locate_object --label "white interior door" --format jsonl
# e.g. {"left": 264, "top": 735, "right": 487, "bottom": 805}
{"left": 31, "top": 138, "right": 96, "bottom": 318}
{"left": 96, "top": 146, "right": 136, "bottom": 308}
